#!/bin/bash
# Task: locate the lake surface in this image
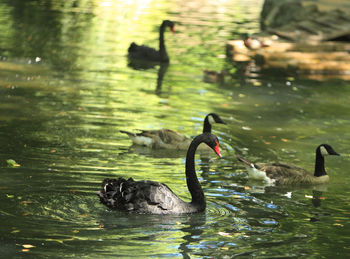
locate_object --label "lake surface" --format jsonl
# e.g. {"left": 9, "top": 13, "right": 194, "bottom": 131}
{"left": 0, "top": 0, "right": 349, "bottom": 258}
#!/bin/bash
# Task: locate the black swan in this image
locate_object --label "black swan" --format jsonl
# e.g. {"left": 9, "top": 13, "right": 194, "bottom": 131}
{"left": 120, "top": 113, "right": 225, "bottom": 150}
{"left": 128, "top": 20, "right": 175, "bottom": 62}
{"left": 237, "top": 144, "right": 340, "bottom": 185}
{"left": 97, "top": 133, "right": 221, "bottom": 214}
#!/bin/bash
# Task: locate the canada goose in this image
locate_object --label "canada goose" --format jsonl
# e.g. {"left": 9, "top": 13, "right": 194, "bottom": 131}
{"left": 128, "top": 20, "right": 175, "bottom": 63}
{"left": 120, "top": 113, "right": 225, "bottom": 151}
{"left": 237, "top": 144, "right": 340, "bottom": 185}
{"left": 97, "top": 133, "right": 221, "bottom": 214}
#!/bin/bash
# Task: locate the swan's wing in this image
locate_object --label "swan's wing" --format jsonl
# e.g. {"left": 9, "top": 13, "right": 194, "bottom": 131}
{"left": 134, "top": 181, "right": 182, "bottom": 211}
{"left": 128, "top": 44, "right": 160, "bottom": 60}
{"left": 97, "top": 178, "right": 183, "bottom": 213}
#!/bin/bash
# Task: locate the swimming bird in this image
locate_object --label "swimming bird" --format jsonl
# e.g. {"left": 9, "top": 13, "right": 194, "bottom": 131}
{"left": 97, "top": 133, "right": 221, "bottom": 214}
{"left": 237, "top": 144, "right": 340, "bottom": 185}
{"left": 120, "top": 113, "right": 225, "bottom": 151}
{"left": 128, "top": 20, "right": 175, "bottom": 63}
{"left": 243, "top": 34, "right": 271, "bottom": 50}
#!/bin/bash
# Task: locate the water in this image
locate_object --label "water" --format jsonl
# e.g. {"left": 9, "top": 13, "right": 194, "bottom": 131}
{"left": 0, "top": 0, "right": 349, "bottom": 258}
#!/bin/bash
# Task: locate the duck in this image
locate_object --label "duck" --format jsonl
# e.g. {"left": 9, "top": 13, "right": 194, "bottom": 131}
{"left": 120, "top": 113, "right": 225, "bottom": 151}
{"left": 243, "top": 34, "right": 271, "bottom": 50}
{"left": 128, "top": 20, "right": 175, "bottom": 63}
{"left": 203, "top": 70, "right": 226, "bottom": 84}
{"left": 237, "top": 144, "right": 340, "bottom": 185}
{"left": 97, "top": 133, "right": 221, "bottom": 214}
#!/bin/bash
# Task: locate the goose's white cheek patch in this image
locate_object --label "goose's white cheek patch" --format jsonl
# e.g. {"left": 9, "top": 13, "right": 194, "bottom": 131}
{"left": 208, "top": 115, "right": 215, "bottom": 125}
{"left": 320, "top": 146, "right": 329, "bottom": 156}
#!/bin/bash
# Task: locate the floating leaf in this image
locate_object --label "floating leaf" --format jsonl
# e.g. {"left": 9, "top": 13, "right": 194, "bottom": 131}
{"left": 72, "top": 230, "right": 79, "bottom": 233}
{"left": 22, "top": 201, "right": 34, "bottom": 204}
{"left": 21, "top": 249, "right": 30, "bottom": 252}
{"left": 6, "top": 159, "right": 20, "bottom": 167}
{"left": 218, "top": 232, "right": 232, "bottom": 237}
{"left": 281, "top": 138, "right": 289, "bottom": 142}
{"left": 333, "top": 223, "right": 344, "bottom": 227}
{"left": 22, "top": 244, "right": 35, "bottom": 249}
{"left": 242, "top": 126, "right": 252, "bottom": 131}
{"left": 11, "top": 230, "right": 20, "bottom": 234}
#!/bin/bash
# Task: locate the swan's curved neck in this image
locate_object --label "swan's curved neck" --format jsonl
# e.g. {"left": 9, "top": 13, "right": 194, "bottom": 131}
{"left": 203, "top": 117, "right": 212, "bottom": 133}
{"left": 159, "top": 24, "right": 167, "bottom": 56}
{"left": 314, "top": 149, "right": 326, "bottom": 177}
{"left": 185, "top": 135, "right": 206, "bottom": 208}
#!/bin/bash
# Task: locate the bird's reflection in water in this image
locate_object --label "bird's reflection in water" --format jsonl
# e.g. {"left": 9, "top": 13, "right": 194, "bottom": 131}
{"left": 177, "top": 213, "right": 206, "bottom": 259}
{"left": 127, "top": 59, "right": 169, "bottom": 96}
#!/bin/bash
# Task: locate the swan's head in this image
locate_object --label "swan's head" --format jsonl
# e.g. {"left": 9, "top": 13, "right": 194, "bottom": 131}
{"left": 206, "top": 113, "right": 226, "bottom": 125}
{"left": 162, "top": 20, "right": 175, "bottom": 33}
{"left": 202, "top": 133, "right": 221, "bottom": 158}
{"left": 317, "top": 144, "right": 340, "bottom": 157}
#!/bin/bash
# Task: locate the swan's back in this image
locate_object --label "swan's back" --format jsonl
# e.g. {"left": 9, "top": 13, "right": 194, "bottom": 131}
{"left": 128, "top": 43, "right": 166, "bottom": 62}
{"left": 97, "top": 177, "right": 193, "bottom": 214}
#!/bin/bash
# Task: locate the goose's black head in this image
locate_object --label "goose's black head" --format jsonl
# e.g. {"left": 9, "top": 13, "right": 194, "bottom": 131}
{"left": 200, "top": 133, "right": 221, "bottom": 158}
{"left": 162, "top": 20, "right": 175, "bottom": 33}
{"left": 203, "top": 113, "right": 226, "bottom": 133}
{"left": 317, "top": 144, "right": 340, "bottom": 157}
{"left": 207, "top": 113, "right": 226, "bottom": 125}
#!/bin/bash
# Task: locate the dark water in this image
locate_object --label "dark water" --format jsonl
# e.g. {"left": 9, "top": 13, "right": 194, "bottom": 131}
{"left": 0, "top": 0, "right": 349, "bottom": 258}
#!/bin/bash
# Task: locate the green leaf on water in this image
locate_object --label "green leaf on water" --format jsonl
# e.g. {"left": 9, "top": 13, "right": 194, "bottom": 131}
{"left": 6, "top": 159, "right": 21, "bottom": 167}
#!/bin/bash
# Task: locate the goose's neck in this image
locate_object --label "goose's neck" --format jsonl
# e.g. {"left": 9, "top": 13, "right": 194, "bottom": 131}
{"left": 314, "top": 150, "right": 327, "bottom": 177}
{"left": 185, "top": 136, "right": 205, "bottom": 208}
{"left": 203, "top": 117, "right": 212, "bottom": 133}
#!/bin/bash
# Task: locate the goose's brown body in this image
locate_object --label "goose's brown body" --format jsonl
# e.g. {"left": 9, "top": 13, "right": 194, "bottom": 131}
{"left": 237, "top": 144, "right": 339, "bottom": 185}
{"left": 252, "top": 162, "right": 329, "bottom": 185}
{"left": 120, "top": 113, "right": 225, "bottom": 151}
{"left": 121, "top": 128, "right": 212, "bottom": 151}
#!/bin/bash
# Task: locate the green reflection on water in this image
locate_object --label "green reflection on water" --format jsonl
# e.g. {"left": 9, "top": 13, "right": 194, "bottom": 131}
{"left": 0, "top": 0, "right": 350, "bottom": 258}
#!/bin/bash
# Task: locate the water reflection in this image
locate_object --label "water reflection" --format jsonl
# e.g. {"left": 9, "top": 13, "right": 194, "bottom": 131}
{"left": 128, "top": 61, "right": 169, "bottom": 96}
{"left": 1, "top": 0, "right": 350, "bottom": 258}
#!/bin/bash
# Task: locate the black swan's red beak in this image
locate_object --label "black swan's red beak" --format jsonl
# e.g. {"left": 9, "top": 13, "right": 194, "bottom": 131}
{"left": 214, "top": 141, "right": 221, "bottom": 158}
{"left": 171, "top": 26, "right": 175, "bottom": 33}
